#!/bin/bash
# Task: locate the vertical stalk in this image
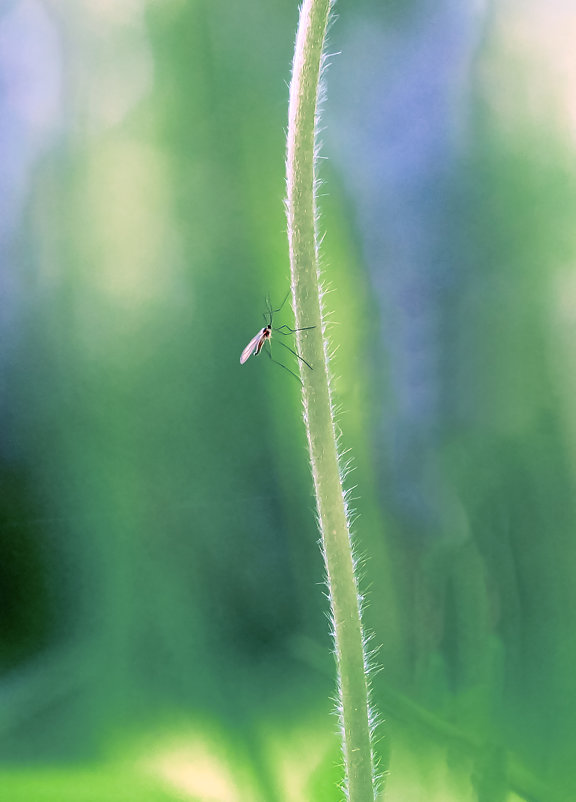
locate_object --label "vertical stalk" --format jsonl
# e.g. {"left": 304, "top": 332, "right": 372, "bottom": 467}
{"left": 285, "top": 2, "right": 376, "bottom": 800}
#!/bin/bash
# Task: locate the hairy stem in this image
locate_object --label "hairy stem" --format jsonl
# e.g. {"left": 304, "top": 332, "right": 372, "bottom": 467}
{"left": 285, "top": 2, "right": 376, "bottom": 799}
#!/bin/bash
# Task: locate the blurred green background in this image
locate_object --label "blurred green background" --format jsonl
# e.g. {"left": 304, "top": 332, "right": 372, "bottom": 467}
{"left": 2, "top": 0, "right": 576, "bottom": 800}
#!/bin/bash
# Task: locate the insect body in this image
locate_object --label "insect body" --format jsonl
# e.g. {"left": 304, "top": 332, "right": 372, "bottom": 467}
{"left": 240, "top": 324, "right": 272, "bottom": 364}
{"left": 240, "top": 293, "right": 314, "bottom": 381}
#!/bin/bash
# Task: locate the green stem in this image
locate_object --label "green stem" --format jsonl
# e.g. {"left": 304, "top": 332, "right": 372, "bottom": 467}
{"left": 285, "top": 2, "right": 376, "bottom": 800}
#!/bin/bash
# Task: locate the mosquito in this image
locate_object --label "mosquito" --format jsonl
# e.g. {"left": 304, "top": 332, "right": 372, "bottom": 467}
{"left": 240, "top": 292, "right": 314, "bottom": 382}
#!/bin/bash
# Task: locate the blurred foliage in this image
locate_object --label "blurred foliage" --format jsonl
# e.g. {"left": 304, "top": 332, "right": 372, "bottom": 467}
{"left": 1, "top": 0, "right": 576, "bottom": 800}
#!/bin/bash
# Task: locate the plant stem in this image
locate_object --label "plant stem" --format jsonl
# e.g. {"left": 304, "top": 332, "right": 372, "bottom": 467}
{"left": 285, "top": 2, "right": 376, "bottom": 800}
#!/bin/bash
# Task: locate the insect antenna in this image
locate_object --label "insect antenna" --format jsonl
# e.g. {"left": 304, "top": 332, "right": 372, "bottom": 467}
{"left": 263, "top": 293, "right": 272, "bottom": 326}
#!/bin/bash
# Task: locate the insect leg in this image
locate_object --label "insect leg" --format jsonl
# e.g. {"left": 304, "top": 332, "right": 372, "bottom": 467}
{"left": 264, "top": 341, "right": 302, "bottom": 383}
{"left": 269, "top": 289, "right": 291, "bottom": 317}
{"left": 274, "top": 337, "right": 313, "bottom": 370}
{"left": 274, "top": 324, "right": 315, "bottom": 335}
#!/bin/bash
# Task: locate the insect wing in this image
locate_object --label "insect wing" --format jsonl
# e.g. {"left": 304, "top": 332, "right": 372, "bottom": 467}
{"left": 240, "top": 329, "right": 266, "bottom": 364}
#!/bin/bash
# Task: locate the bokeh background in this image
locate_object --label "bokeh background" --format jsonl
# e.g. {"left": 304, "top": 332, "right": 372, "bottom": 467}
{"left": 2, "top": 0, "right": 576, "bottom": 800}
